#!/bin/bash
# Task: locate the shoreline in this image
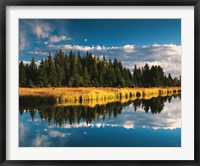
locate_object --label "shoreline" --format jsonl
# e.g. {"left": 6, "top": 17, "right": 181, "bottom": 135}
{"left": 19, "top": 87, "right": 181, "bottom": 107}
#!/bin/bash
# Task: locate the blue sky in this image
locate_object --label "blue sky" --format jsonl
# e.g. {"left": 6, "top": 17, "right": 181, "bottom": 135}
{"left": 19, "top": 19, "right": 181, "bottom": 76}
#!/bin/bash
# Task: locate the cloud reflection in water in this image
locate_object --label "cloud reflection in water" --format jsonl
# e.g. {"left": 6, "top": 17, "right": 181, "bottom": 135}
{"left": 19, "top": 96, "right": 181, "bottom": 147}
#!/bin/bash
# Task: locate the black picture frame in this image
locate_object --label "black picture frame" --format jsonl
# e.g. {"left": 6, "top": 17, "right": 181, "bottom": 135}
{"left": 0, "top": 0, "right": 200, "bottom": 165}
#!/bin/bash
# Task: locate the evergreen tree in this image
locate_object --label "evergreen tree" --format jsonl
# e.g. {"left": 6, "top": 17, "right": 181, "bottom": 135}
{"left": 19, "top": 61, "right": 27, "bottom": 86}
{"left": 38, "top": 59, "right": 48, "bottom": 87}
{"left": 47, "top": 53, "right": 57, "bottom": 86}
{"left": 29, "top": 57, "right": 38, "bottom": 86}
{"left": 19, "top": 50, "right": 181, "bottom": 88}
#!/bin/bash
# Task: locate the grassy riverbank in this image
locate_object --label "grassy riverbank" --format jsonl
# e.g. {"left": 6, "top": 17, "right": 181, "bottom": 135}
{"left": 19, "top": 87, "right": 181, "bottom": 107}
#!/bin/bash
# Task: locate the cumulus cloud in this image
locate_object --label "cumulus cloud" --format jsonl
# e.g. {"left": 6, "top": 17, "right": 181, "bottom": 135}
{"left": 123, "top": 60, "right": 180, "bottom": 77}
{"left": 96, "top": 45, "right": 106, "bottom": 51}
{"left": 47, "top": 44, "right": 108, "bottom": 52}
{"left": 106, "top": 44, "right": 180, "bottom": 77}
{"left": 27, "top": 51, "right": 48, "bottom": 56}
{"left": 24, "top": 43, "right": 181, "bottom": 77}
{"left": 123, "top": 45, "right": 135, "bottom": 53}
{"left": 46, "top": 43, "right": 181, "bottom": 76}
{"left": 49, "top": 35, "right": 71, "bottom": 43}
{"left": 47, "top": 44, "right": 91, "bottom": 52}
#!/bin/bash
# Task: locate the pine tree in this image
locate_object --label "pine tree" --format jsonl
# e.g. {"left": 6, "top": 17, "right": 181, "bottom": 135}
{"left": 38, "top": 59, "right": 48, "bottom": 87}
{"left": 29, "top": 57, "right": 38, "bottom": 86}
{"left": 19, "top": 61, "right": 27, "bottom": 86}
{"left": 47, "top": 53, "right": 57, "bottom": 86}
{"left": 19, "top": 50, "right": 180, "bottom": 88}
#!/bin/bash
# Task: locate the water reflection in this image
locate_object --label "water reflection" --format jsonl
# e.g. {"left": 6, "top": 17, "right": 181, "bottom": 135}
{"left": 19, "top": 94, "right": 181, "bottom": 127}
{"left": 19, "top": 94, "right": 181, "bottom": 147}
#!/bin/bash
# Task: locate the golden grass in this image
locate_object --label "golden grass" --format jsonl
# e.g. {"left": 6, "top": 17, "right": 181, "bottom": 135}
{"left": 19, "top": 87, "right": 181, "bottom": 107}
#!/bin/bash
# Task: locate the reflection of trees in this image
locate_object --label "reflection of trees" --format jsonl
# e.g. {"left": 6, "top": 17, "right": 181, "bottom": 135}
{"left": 19, "top": 95, "right": 180, "bottom": 126}
{"left": 142, "top": 97, "right": 166, "bottom": 114}
{"left": 132, "top": 94, "right": 181, "bottom": 114}
{"left": 173, "top": 93, "right": 181, "bottom": 99}
{"left": 20, "top": 102, "right": 129, "bottom": 127}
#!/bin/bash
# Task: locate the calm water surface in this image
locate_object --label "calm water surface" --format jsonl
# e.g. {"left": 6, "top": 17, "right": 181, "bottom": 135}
{"left": 19, "top": 95, "right": 181, "bottom": 147}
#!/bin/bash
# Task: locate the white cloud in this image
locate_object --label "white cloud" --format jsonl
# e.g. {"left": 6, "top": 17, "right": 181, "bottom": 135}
{"left": 96, "top": 123, "right": 102, "bottom": 128}
{"left": 122, "top": 97, "right": 181, "bottom": 130}
{"left": 49, "top": 130, "right": 69, "bottom": 138}
{"left": 107, "top": 46, "right": 119, "bottom": 49}
{"left": 45, "top": 97, "right": 180, "bottom": 132}
{"left": 23, "top": 42, "right": 181, "bottom": 76}
{"left": 27, "top": 51, "right": 48, "bottom": 56}
{"left": 32, "top": 135, "right": 49, "bottom": 147}
{"left": 98, "top": 55, "right": 105, "bottom": 60}
{"left": 123, "top": 121, "right": 135, "bottom": 129}
{"left": 101, "top": 44, "right": 181, "bottom": 77}
{"left": 47, "top": 44, "right": 108, "bottom": 52}
{"left": 19, "top": 60, "right": 30, "bottom": 65}
{"left": 49, "top": 35, "right": 71, "bottom": 43}
{"left": 123, "top": 60, "right": 181, "bottom": 77}
{"left": 47, "top": 97, "right": 181, "bottom": 131}
{"left": 123, "top": 45, "right": 135, "bottom": 53}
{"left": 84, "top": 38, "right": 88, "bottom": 42}
{"left": 19, "top": 31, "right": 26, "bottom": 50}
{"left": 152, "top": 43, "right": 160, "bottom": 47}
{"left": 19, "top": 60, "right": 41, "bottom": 67}
{"left": 30, "top": 21, "right": 53, "bottom": 39}
{"left": 55, "top": 122, "right": 91, "bottom": 129}
{"left": 19, "top": 123, "right": 28, "bottom": 143}
{"left": 96, "top": 45, "right": 106, "bottom": 51}
{"left": 48, "top": 44, "right": 91, "bottom": 52}
{"left": 43, "top": 43, "right": 181, "bottom": 76}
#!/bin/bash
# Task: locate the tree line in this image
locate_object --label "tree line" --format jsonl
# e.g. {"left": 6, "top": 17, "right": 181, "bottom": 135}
{"left": 19, "top": 50, "right": 181, "bottom": 88}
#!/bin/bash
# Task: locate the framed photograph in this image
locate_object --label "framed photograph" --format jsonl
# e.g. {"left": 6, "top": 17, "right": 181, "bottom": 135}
{"left": 1, "top": 0, "right": 200, "bottom": 165}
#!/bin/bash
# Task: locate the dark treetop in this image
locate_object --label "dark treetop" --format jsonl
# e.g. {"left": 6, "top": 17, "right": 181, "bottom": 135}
{"left": 19, "top": 50, "right": 181, "bottom": 88}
